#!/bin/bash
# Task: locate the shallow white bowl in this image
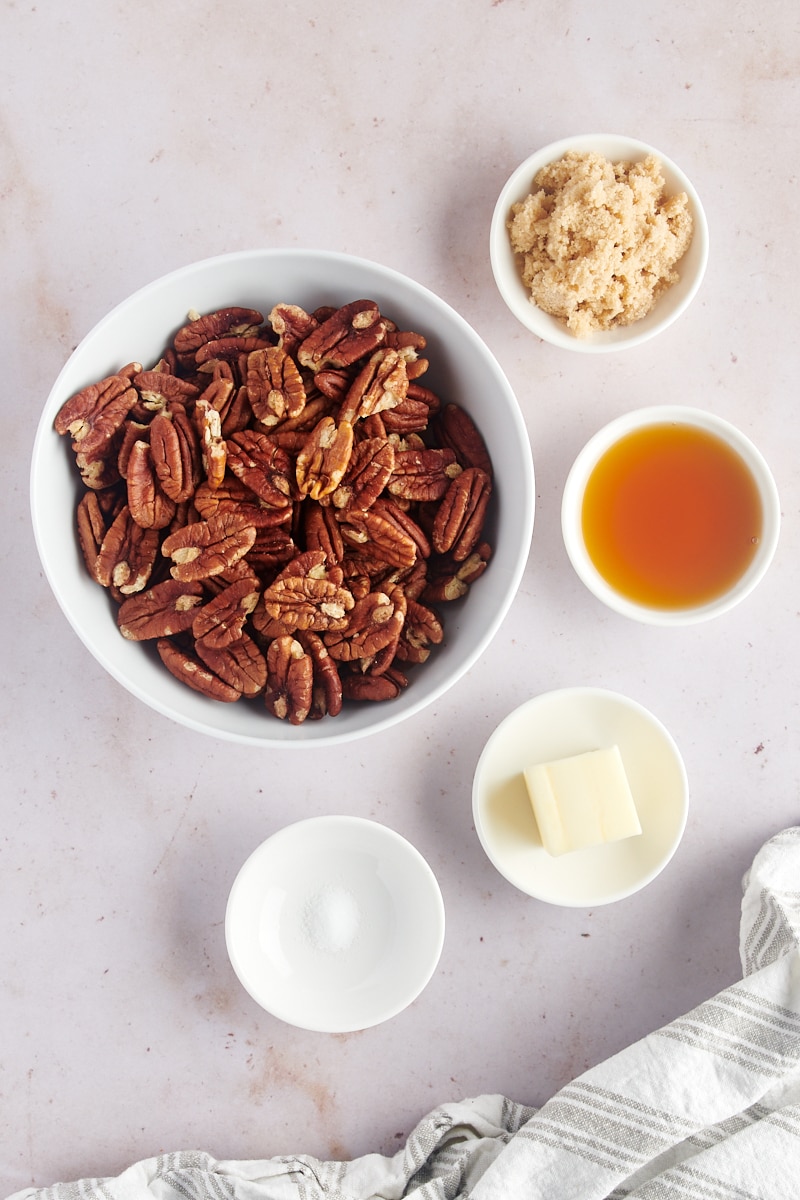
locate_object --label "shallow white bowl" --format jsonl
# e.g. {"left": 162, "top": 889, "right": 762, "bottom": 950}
{"left": 31, "top": 249, "right": 535, "bottom": 747}
{"left": 472, "top": 687, "right": 689, "bottom": 907}
{"left": 561, "top": 405, "right": 781, "bottom": 625}
{"left": 225, "top": 816, "right": 445, "bottom": 1032}
{"left": 490, "top": 134, "right": 709, "bottom": 352}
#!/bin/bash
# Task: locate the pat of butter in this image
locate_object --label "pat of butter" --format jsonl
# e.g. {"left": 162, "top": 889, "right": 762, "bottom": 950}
{"left": 523, "top": 745, "right": 641, "bottom": 857}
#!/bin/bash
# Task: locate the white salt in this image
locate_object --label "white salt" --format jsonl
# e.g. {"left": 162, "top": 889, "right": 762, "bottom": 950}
{"left": 301, "top": 882, "right": 361, "bottom": 953}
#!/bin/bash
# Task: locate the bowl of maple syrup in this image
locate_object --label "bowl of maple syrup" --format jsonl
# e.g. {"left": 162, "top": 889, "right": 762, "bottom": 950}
{"left": 561, "top": 406, "right": 780, "bottom": 624}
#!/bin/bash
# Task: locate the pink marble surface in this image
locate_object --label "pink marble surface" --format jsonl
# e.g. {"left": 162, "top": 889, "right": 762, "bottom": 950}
{"left": 3, "top": 1, "right": 800, "bottom": 1193}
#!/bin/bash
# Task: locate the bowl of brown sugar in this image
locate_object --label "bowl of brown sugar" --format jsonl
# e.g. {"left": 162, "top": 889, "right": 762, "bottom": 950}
{"left": 490, "top": 135, "right": 709, "bottom": 352}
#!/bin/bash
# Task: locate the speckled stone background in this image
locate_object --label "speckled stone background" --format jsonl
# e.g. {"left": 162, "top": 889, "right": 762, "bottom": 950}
{"left": 3, "top": 0, "right": 799, "bottom": 1192}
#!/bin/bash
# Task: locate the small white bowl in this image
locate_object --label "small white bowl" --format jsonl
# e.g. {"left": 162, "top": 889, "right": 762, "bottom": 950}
{"left": 31, "top": 248, "right": 535, "bottom": 747}
{"left": 489, "top": 134, "right": 709, "bottom": 352}
{"left": 225, "top": 816, "right": 445, "bottom": 1032}
{"left": 472, "top": 687, "right": 689, "bottom": 907}
{"left": 561, "top": 405, "right": 781, "bottom": 625}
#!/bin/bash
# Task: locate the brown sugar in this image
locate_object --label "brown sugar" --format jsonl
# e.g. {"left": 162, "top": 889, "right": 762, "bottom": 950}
{"left": 508, "top": 150, "right": 693, "bottom": 338}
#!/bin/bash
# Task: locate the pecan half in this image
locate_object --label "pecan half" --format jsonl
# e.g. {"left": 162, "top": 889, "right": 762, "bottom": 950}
{"left": 263, "top": 635, "right": 313, "bottom": 724}
{"left": 339, "top": 348, "right": 408, "bottom": 424}
{"left": 363, "top": 583, "right": 408, "bottom": 675}
{"left": 246, "top": 346, "right": 307, "bottom": 428}
{"left": 384, "top": 328, "right": 427, "bottom": 358}
{"left": 173, "top": 308, "right": 265, "bottom": 356}
{"left": 406, "top": 381, "right": 442, "bottom": 416}
{"left": 162, "top": 512, "right": 256, "bottom": 582}
{"left": 218, "top": 385, "right": 254, "bottom": 438}
{"left": 126, "top": 440, "right": 177, "bottom": 530}
{"left": 192, "top": 576, "right": 260, "bottom": 649}
{"left": 387, "top": 446, "right": 460, "bottom": 502}
{"left": 297, "top": 300, "right": 386, "bottom": 371}
{"left": 323, "top": 590, "right": 404, "bottom": 663}
{"left": 246, "top": 526, "right": 296, "bottom": 573}
{"left": 76, "top": 490, "right": 119, "bottom": 582}
{"left": 268, "top": 303, "right": 319, "bottom": 355}
{"left": 260, "top": 549, "right": 355, "bottom": 632}
{"left": 274, "top": 393, "right": 335, "bottom": 435}
{"left": 372, "top": 498, "right": 431, "bottom": 560}
{"left": 75, "top": 442, "right": 124, "bottom": 490}
{"left": 193, "top": 398, "right": 227, "bottom": 489}
{"left": 297, "top": 630, "right": 343, "bottom": 719}
{"left": 396, "top": 598, "right": 444, "bottom": 664}
{"left": 423, "top": 543, "right": 492, "bottom": 603}
{"left": 132, "top": 370, "right": 199, "bottom": 414}
{"left": 195, "top": 363, "right": 236, "bottom": 415}
{"left": 117, "top": 419, "right": 151, "bottom": 479}
{"left": 149, "top": 408, "right": 200, "bottom": 503}
{"left": 295, "top": 416, "right": 354, "bottom": 501}
{"left": 117, "top": 578, "right": 205, "bottom": 640}
{"left": 431, "top": 467, "right": 492, "bottom": 561}
{"left": 436, "top": 403, "right": 493, "bottom": 475}
{"left": 337, "top": 505, "right": 418, "bottom": 570}
{"left": 226, "top": 429, "right": 294, "bottom": 508}
{"left": 156, "top": 637, "right": 241, "bottom": 702}
{"left": 195, "top": 334, "right": 274, "bottom": 365}
{"left": 341, "top": 665, "right": 407, "bottom": 702}
{"left": 313, "top": 368, "right": 351, "bottom": 403}
{"left": 380, "top": 394, "right": 434, "bottom": 436}
{"left": 196, "top": 632, "right": 267, "bottom": 698}
{"left": 331, "top": 436, "right": 395, "bottom": 512}
{"left": 303, "top": 501, "right": 345, "bottom": 564}
{"left": 54, "top": 366, "right": 140, "bottom": 459}
{"left": 95, "top": 505, "right": 160, "bottom": 594}
{"left": 194, "top": 477, "right": 292, "bottom": 529}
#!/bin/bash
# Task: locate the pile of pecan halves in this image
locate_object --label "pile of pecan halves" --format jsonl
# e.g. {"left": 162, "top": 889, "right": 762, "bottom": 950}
{"left": 54, "top": 298, "right": 494, "bottom": 724}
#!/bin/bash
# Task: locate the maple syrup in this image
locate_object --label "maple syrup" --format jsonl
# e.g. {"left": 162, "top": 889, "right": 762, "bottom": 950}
{"left": 581, "top": 422, "right": 763, "bottom": 610}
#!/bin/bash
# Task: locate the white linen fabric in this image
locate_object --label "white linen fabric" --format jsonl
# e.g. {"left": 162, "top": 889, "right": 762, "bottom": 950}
{"left": 11, "top": 827, "right": 800, "bottom": 1200}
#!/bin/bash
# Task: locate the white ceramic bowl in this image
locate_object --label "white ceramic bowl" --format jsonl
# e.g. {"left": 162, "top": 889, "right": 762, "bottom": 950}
{"left": 225, "top": 816, "right": 445, "bottom": 1031}
{"left": 472, "top": 687, "right": 689, "bottom": 907}
{"left": 31, "top": 249, "right": 535, "bottom": 747}
{"left": 561, "top": 405, "right": 780, "bottom": 625}
{"left": 490, "top": 134, "right": 709, "bottom": 352}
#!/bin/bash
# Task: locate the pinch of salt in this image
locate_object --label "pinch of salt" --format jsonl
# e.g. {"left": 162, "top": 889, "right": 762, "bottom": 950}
{"left": 301, "top": 882, "right": 361, "bottom": 953}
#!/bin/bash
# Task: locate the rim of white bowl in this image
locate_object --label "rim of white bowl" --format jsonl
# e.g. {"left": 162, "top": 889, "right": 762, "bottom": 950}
{"left": 561, "top": 405, "right": 781, "bottom": 625}
{"left": 489, "top": 134, "right": 710, "bottom": 353}
{"left": 31, "top": 248, "right": 535, "bottom": 747}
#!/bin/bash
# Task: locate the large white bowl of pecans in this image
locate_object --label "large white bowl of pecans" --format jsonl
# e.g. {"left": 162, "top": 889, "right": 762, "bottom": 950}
{"left": 31, "top": 249, "right": 535, "bottom": 747}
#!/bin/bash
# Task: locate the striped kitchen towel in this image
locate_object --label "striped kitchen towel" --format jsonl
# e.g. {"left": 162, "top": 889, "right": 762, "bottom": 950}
{"left": 468, "top": 825, "right": 800, "bottom": 1199}
{"left": 10, "top": 827, "right": 800, "bottom": 1200}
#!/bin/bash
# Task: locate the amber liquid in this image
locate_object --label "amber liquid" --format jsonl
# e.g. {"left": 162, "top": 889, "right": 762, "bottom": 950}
{"left": 581, "top": 423, "right": 763, "bottom": 610}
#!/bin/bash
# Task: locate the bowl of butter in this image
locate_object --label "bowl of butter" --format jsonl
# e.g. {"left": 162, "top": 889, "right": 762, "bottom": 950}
{"left": 472, "top": 687, "right": 689, "bottom": 906}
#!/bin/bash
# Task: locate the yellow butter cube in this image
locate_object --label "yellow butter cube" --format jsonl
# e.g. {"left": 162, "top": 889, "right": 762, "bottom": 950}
{"left": 523, "top": 745, "right": 641, "bottom": 857}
